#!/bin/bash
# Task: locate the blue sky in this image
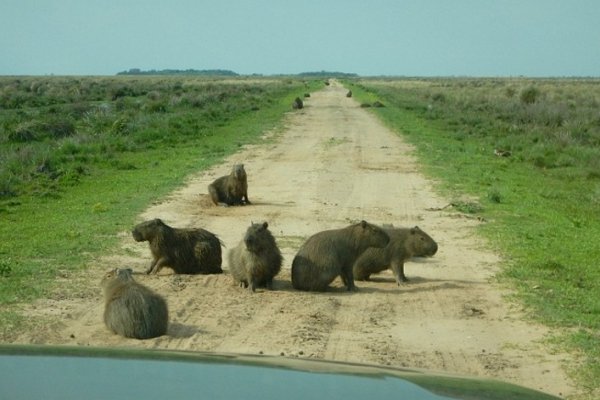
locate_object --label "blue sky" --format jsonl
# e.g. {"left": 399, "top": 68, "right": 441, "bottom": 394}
{"left": 1, "top": 0, "right": 599, "bottom": 76}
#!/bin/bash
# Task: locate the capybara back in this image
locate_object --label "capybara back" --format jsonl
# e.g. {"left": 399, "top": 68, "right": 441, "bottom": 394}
{"left": 101, "top": 268, "right": 168, "bottom": 339}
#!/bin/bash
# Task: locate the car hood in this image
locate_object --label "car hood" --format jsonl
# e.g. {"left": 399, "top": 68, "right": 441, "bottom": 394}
{"left": 0, "top": 344, "right": 561, "bottom": 400}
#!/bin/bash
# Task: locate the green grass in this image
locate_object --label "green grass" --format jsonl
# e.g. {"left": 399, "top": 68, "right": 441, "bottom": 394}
{"left": 0, "top": 76, "right": 323, "bottom": 338}
{"left": 345, "top": 78, "right": 600, "bottom": 396}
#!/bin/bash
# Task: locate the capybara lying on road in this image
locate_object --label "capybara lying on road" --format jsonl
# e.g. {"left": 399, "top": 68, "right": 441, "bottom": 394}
{"left": 291, "top": 221, "right": 389, "bottom": 292}
{"left": 228, "top": 221, "right": 283, "bottom": 292}
{"left": 101, "top": 268, "right": 168, "bottom": 339}
{"left": 353, "top": 226, "right": 438, "bottom": 284}
{"left": 132, "top": 218, "right": 223, "bottom": 275}
{"left": 208, "top": 164, "right": 250, "bottom": 206}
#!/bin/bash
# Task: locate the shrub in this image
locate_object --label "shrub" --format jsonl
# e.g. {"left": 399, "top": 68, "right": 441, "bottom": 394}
{"left": 520, "top": 86, "right": 541, "bottom": 104}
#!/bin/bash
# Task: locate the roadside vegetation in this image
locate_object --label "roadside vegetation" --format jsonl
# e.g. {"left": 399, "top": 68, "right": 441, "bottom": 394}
{"left": 346, "top": 78, "right": 600, "bottom": 396}
{"left": 0, "top": 76, "right": 320, "bottom": 336}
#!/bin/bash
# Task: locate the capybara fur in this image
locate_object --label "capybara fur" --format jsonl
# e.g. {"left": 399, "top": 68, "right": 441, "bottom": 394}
{"left": 353, "top": 226, "right": 438, "bottom": 284}
{"left": 291, "top": 220, "right": 389, "bottom": 292}
{"left": 292, "top": 97, "right": 304, "bottom": 109}
{"left": 101, "top": 268, "right": 168, "bottom": 339}
{"left": 346, "top": 90, "right": 353, "bottom": 98}
{"left": 228, "top": 222, "right": 283, "bottom": 292}
{"left": 132, "top": 218, "right": 223, "bottom": 275}
{"left": 208, "top": 164, "right": 250, "bottom": 206}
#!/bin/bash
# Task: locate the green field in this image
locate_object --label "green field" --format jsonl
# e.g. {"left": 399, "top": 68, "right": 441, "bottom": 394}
{"left": 0, "top": 76, "right": 319, "bottom": 336}
{"left": 345, "top": 77, "right": 600, "bottom": 394}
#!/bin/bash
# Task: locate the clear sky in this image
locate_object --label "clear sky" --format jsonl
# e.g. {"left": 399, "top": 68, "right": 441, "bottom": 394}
{"left": 1, "top": 0, "right": 599, "bottom": 76}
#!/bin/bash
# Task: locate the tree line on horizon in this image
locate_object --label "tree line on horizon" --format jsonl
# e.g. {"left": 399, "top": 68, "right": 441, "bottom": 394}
{"left": 116, "top": 68, "right": 358, "bottom": 78}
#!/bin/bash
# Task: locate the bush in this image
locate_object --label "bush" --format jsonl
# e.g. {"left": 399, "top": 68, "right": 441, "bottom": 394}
{"left": 520, "top": 86, "right": 541, "bottom": 104}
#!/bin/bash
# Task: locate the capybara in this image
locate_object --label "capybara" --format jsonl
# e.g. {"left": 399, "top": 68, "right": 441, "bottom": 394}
{"left": 208, "top": 164, "right": 250, "bottom": 206}
{"left": 132, "top": 218, "right": 223, "bottom": 275}
{"left": 353, "top": 226, "right": 438, "bottom": 285}
{"left": 291, "top": 220, "right": 389, "bottom": 292}
{"left": 292, "top": 97, "right": 303, "bottom": 109}
{"left": 346, "top": 90, "right": 353, "bottom": 98}
{"left": 228, "top": 221, "right": 283, "bottom": 292}
{"left": 101, "top": 268, "right": 168, "bottom": 339}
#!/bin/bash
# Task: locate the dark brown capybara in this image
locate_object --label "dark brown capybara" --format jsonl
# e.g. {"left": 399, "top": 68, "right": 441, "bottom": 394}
{"left": 353, "top": 226, "right": 438, "bottom": 285}
{"left": 228, "top": 222, "right": 283, "bottom": 292}
{"left": 292, "top": 97, "right": 303, "bottom": 109}
{"left": 208, "top": 164, "right": 250, "bottom": 206}
{"left": 291, "top": 220, "right": 389, "bottom": 292}
{"left": 101, "top": 268, "right": 168, "bottom": 339}
{"left": 346, "top": 90, "right": 352, "bottom": 98}
{"left": 132, "top": 218, "right": 223, "bottom": 275}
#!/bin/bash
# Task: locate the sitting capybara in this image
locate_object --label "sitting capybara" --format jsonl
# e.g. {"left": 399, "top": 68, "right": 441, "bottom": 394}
{"left": 346, "top": 90, "right": 352, "bottom": 98}
{"left": 208, "top": 164, "right": 250, "bottom": 206}
{"left": 101, "top": 268, "right": 168, "bottom": 339}
{"left": 228, "top": 221, "right": 283, "bottom": 292}
{"left": 291, "top": 220, "right": 389, "bottom": 292}
{"left": 132, "top": 218, "right": 223, "bottom": 275}
{"left": 292, "top": 97, "right": 303, "bottom": 109}
{"left": 353, "top": 226, "right": 438, "bottom": 285}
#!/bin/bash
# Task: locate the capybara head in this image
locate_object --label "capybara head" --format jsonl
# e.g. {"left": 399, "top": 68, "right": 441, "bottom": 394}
{"left": 131, "top": 218, "right": 166, "bottom": 242}
{"left": 244, "top": 221, "right": 272, "bottom": 253}
{"left": 409, "top": 226, "right": 438, "bottom": 257}
{"left": 232, "top": 164, "right": 247, "bottom": 180}
{"left": 101, "top": 267, "right": 134, "bottom": 287}
{"left": 356, "top": 220, "right": 390, "bottom": 249}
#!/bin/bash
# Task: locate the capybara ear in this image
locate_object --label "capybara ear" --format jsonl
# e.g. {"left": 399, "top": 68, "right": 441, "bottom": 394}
{"left": 360, "top": 220, "right": 367, "bottom": 228}
{"left": 262, "top": 222, "right": 269, "bottom": 229}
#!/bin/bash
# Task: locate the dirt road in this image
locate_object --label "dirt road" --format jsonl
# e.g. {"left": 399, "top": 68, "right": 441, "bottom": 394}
{"left": 16, "top": 81, "right": 574, "bottom": 398}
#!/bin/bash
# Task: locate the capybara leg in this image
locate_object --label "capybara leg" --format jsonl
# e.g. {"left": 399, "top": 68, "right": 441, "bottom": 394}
{"left": 341, "top": 268, "right": 357, "bottom": 291}
{"left": 391, "top": 260, "right": 409, "bottom": 285}
{"left": 146, "top": 260, "right": 157, "bottom": 274}
{"left": 208, "top": 185, "right": 220, "bottom": 206}
{"left": 148, "top": 257, "right": 168, "bottom": 275}
{"left": 243, "top": 193, "right": 251, "bottom": 205}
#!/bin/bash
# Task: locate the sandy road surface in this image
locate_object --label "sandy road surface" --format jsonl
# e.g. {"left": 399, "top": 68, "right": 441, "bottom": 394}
{"left": 15, "top": 81, "right": 574, "bottom": 397}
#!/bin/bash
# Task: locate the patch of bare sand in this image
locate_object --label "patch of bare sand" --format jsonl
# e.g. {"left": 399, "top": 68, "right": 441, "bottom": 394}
{"left": 12, "top": 81, "right": 576, "bottom": 398}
